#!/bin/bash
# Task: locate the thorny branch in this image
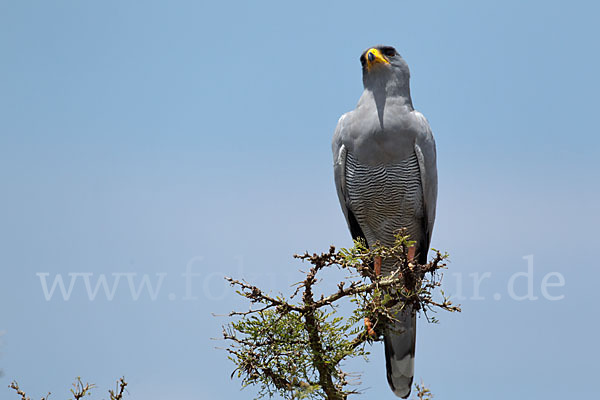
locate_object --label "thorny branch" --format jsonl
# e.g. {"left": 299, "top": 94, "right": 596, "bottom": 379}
{"left": 9, "top": 377, "right": 127, "bottom": 400}
{"left": 222, "top": 232, "right": 460, "bottom": 399}
{"left": 108, "top": 377, "right": 128, "bottom": 400}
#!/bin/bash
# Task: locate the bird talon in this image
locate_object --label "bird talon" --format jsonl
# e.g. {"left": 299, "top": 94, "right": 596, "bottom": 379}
{"left": 364, "top": 317, "right": 377, "bottom": 337}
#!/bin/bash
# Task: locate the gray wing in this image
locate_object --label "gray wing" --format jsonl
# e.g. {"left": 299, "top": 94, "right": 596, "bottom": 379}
{"left": 332, "top": 113, "right": 348, "bottom": 225}
{"left": 332, "top": 112, "right": 367, "bottom": 242}
{"left": 413, "top": 111, "right": 437, "bottom": 258}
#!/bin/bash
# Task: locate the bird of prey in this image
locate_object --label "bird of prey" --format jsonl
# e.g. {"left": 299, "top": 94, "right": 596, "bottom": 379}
{"left": 332, "top": 45, "right": 437, "bottom": 398}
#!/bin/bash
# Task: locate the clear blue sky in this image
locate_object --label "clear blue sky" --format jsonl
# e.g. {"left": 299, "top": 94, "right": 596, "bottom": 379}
{"left": 1, "top": 1, "right": 598, "bottom": 399}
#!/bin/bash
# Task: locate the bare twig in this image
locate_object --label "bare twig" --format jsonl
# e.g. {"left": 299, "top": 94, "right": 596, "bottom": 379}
{"left": 108, "top": 377, "right": 127, "bottom": 400}
{"left": 9, "top": 377, "right": 127, "bottom": 400}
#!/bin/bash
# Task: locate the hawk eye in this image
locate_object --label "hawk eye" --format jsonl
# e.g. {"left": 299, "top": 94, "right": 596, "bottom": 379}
{"left": 382, "top": 47, "right": 396, "bottom": 57}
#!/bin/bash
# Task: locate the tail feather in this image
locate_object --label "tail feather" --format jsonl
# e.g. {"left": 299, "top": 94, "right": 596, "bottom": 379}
{"left": 384, "top": 308, "right": 416, "bottom": 398}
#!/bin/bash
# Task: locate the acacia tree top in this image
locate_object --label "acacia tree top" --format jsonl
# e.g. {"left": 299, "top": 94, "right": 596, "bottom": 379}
{"left": 222, "top": 232, "right": 460, "bottom": 400}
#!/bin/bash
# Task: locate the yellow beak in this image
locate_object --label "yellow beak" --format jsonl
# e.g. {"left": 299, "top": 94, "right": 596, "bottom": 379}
{"left": 365, "top": 48, "right": 390, "bottom": 70}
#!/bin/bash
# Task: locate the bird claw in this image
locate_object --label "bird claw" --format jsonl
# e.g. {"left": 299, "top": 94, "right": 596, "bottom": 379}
{"left": 364, "top": 317, "right": 377, "bottom": 338}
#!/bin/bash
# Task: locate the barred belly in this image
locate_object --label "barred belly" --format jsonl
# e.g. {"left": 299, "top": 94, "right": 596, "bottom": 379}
{"left": 345, "top": 151, "right": 424, "bottom": 273}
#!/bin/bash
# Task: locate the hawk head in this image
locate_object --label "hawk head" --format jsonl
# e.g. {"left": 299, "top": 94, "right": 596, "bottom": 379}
{"left": 359, "top": 45, "right": 411, "bottom": 93}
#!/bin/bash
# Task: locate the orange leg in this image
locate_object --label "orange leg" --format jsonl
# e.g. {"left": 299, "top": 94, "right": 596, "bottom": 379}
{"left": 374, "top": 256, "right": 381, "bottom": 276}
{"left": 407, "top": 246, "right": 416, "bottom": 263}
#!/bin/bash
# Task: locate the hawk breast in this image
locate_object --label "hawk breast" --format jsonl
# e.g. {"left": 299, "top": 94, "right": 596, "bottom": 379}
{"left": 345, "top": 151, "right": 424, "bottom": 272}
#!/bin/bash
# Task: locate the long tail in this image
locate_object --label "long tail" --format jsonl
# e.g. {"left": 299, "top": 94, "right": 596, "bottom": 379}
{"left": 384, "top": 307, "right": 416, "bottom": 398}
